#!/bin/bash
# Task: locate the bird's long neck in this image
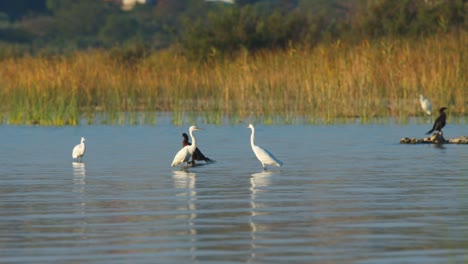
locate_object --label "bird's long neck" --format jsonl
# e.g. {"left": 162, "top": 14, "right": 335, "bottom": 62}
{"left": 81, "top": 141, "right": 85, "bottom": 152}
{"left": 189, "top": 130, "right": 196, "bottom": 152}
{"left": 250, "top": 128, "right": 256, "bottom": 148}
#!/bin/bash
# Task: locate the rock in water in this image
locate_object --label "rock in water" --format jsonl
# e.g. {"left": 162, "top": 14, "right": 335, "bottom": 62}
{"left": 400, "top": 132, "right": 467, "bottom": 144}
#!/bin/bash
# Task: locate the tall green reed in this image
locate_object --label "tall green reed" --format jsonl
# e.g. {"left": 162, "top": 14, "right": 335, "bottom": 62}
{"left": 0, "top": 33, "right": 465, "bottom": 125}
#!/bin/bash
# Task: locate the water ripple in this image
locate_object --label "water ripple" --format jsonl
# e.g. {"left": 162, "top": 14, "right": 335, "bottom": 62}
{"left": 0, "top": 124, "right": 467, "bottom": 263}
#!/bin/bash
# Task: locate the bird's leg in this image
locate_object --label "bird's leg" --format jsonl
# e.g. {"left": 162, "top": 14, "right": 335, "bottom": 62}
{"left": 263, "top": 164, "right": 267, "bottom": 171}
{"left": 183, "top": 162, "right": 189, "bottom": 171}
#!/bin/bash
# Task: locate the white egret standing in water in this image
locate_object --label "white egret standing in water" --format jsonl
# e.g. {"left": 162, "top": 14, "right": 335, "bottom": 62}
{"left": 248, "top": 124, "right": 283, "bottom": 171}
{"left": 419, "top": 94, "right": 432, "bottom": 115}
{"left": 72, "top": 137, "right": 86, "bottom": 162}
{"left": 171, "top": 126, "right": 202, "bottom": 170}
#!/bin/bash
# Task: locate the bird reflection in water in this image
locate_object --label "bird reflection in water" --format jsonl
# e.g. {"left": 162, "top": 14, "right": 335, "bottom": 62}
{"left": 72, "top": 161, "right": 87, "bottom": 219}
{"left": 72, "top": 162, "right": 87, "bottom": 234}
{"left": 72, "top": 162, "right": 86, "bottom": 194}
{"left": 172, "top": 170, "right": 197, "bottom": 260}
{"left": 72, "top": 162, "right": 86, "bottom": 178}
{"left": 72, "top": 161, "right": 86, "bottom": 174}
{"left": 249, "top": 171, "right": 274, "bottom": 262}
{"left": 433, "top": 143, "right": 446, "bottom": 150}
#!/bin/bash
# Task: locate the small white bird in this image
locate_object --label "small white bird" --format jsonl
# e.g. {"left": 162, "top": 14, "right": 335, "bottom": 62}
{"left": 248, "top": 124, "right": 283, "bottom": 171}
{"left": 171, "top": 126, "right": 202, "bottom": 170}
{"left": 72, "top": 137, "right": 86, "bottom": 162}
{"left": 419, "top": 94, "right": 432, "bottom": 115}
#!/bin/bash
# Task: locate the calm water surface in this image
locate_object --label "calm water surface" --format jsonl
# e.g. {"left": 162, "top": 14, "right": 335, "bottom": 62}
{"left": 0, "top": 119, "right": 467, "bottom": 263}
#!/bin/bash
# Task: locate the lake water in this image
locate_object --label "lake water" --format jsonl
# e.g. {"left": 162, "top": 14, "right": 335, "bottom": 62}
{"left": 1, "top": 118, "right": 467, "bottom": 263}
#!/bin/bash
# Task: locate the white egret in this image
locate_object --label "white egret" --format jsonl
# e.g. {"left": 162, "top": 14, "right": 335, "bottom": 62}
{"left": 248, "top": 124, "right": 283, "bottom": 171}
{"left": 72, "top": 137, "right": 86, "bottom": 162}
{"left": 419, "top": 94, "right": 432, "bottom": 115}
{"left": 171, "top": 126, "right": 202, "bottom": 170}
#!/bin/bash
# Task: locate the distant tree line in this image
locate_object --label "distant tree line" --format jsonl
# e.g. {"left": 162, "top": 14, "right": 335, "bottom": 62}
{"left": 0, "top": 0, "right": 465, "bottom": 59}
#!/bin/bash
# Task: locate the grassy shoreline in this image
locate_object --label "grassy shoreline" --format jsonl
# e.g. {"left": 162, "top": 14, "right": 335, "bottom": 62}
{"left": 0, "top": 33, "right": 466, "bottom": 125}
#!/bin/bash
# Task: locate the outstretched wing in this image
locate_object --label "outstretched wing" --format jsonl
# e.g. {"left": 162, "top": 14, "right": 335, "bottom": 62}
{"left": 192, "top": 147, "right": 216, "bottom": 163}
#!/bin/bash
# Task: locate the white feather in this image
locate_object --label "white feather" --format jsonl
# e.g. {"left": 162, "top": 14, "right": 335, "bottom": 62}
{"left": 171, "top": 146, "right": 192, "bottom": 167}
{"left": 419, "top": 94, "right": 432, "bottom": 115}
{"left": 72, "top": 137, "right": 86, "bottom": 160}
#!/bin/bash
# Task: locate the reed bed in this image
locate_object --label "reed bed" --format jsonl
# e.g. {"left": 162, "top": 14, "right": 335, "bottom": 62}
{"left": 0, "top": 33, "right": 465, "bottom": 125}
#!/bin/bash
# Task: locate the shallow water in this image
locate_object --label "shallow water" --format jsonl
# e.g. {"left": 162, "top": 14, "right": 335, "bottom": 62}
{"left": 1, "top": 119, "right": 467, "bottom": 264}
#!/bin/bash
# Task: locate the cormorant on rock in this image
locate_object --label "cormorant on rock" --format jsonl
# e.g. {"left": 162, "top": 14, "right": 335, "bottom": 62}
{"left": 426, "top": 107, "right": 447, "bottom": 135}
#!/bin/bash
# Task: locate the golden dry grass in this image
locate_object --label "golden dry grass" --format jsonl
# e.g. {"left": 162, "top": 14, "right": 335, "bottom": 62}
{"left": 0, "top": 33, "right": 465, "bottom": 125}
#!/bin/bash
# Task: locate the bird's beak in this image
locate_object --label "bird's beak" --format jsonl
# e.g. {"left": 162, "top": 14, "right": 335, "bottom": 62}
{"left": 194, "top": 127, "right": 203, "bottom": 131}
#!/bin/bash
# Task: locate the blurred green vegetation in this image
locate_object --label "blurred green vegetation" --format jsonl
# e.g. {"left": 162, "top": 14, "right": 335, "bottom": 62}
{"left": 0, "top": 0, "right": 465, "bottom": 60}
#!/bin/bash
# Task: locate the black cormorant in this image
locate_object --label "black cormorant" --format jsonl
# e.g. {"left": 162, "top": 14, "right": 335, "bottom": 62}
{"left": 426, "top": 107, "right": 447, "bottom": 134}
